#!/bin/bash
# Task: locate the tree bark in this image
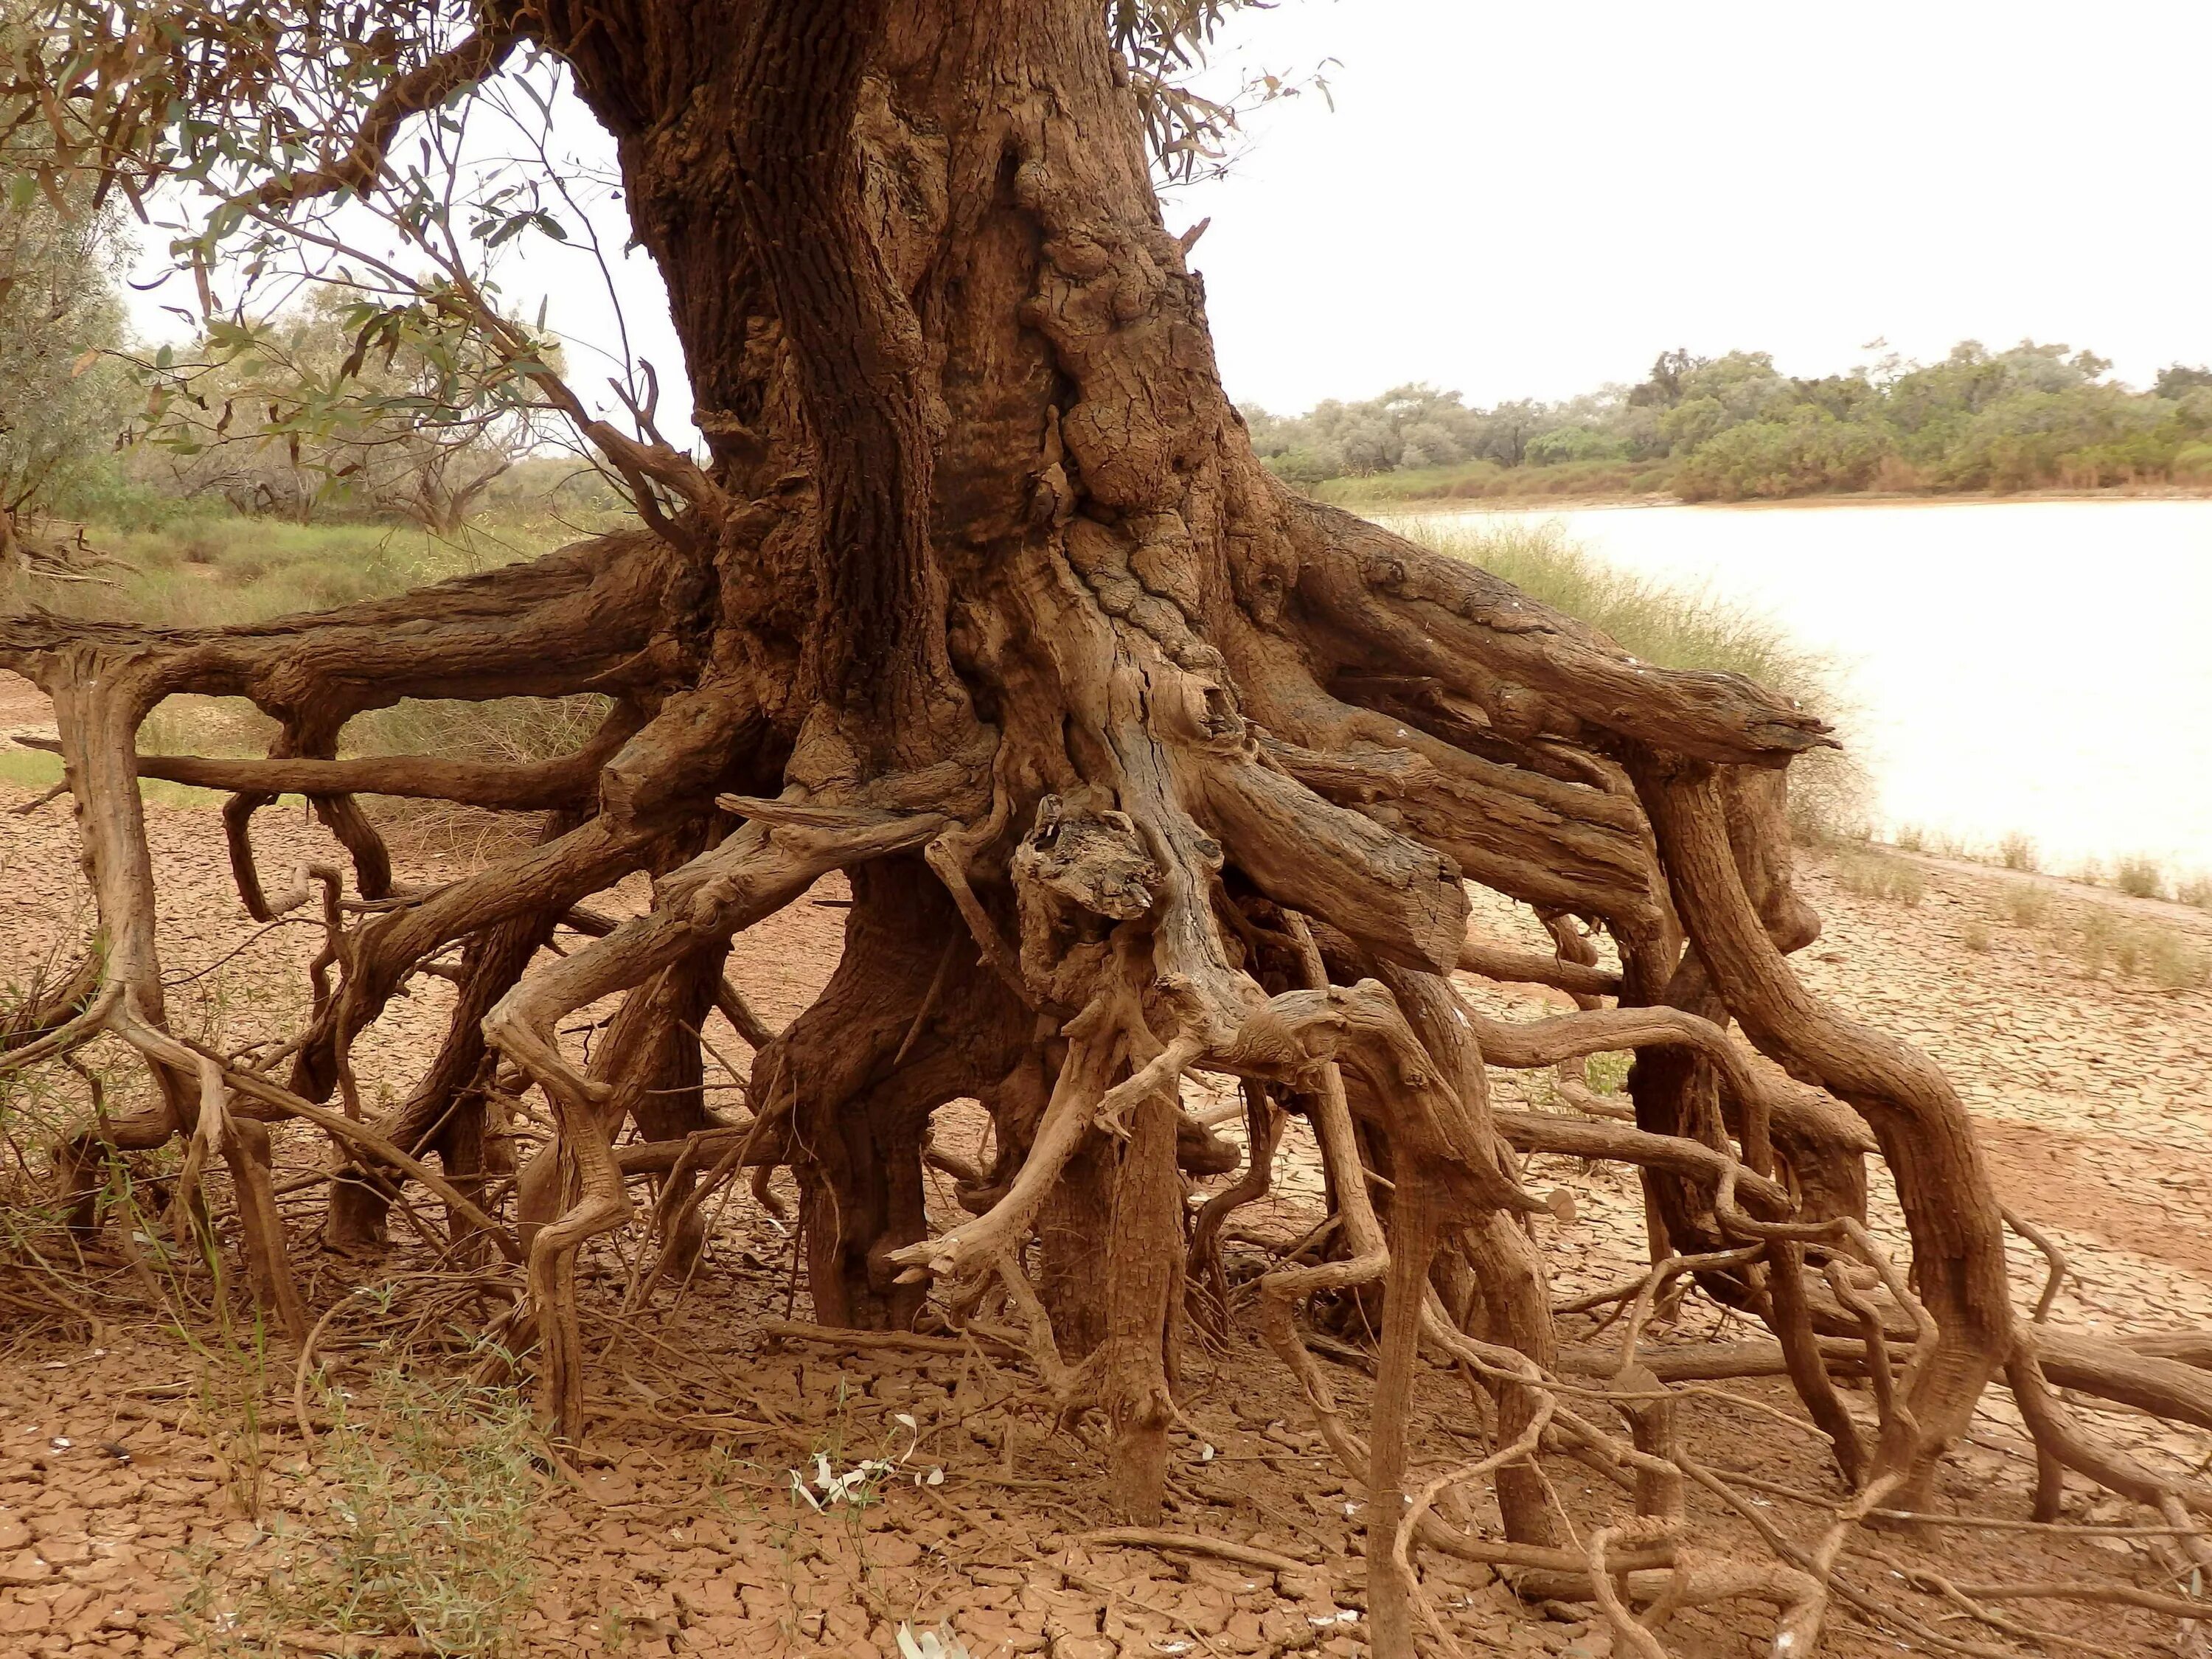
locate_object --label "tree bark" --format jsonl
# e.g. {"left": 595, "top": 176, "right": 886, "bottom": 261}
{"left": 7, "top": 1, "right": 2113, "bottom": 1589}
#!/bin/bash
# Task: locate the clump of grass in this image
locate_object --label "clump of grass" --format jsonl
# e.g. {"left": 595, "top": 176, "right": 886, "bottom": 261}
{"left": 347, "top": 692, "right": 613, "bottom": 768}
{"left": 2074, "top": 911, "right": 2117, "bottom": 975}
{"left": 1582, "top": 1050, "right": 1633, "bottom": 1096}
{"left": 1405, "top": 519, "right": 1836, "bottom": 697}
{"left": 192, "top": 1368, "right": 539, "bottom": 1657}
{"left": 2146, "top": 931, "right": 2212, "bottom": 992}
{"left": 2002, "top": 886, "right": 2053, "bottom": 929}
{"left": 1999, "top": 832, "right": 2040, "bottom": 873}
{"left": 1401, "top": 518, "right": 1868, "bottom": 841}
{"left": 1834, "top": 847, "right": 1926, "bottom": 905}
{"left": 2113, "top": 855, "right": 2168, "bottom": 900}
{"left": 1962, "top": 919, "right": 1993, "bottom": 953}
{"left": 2181, "top": 874, "right": 2212, "bottom": 911}
{"left": 2065, "top": 908, "right": 2208, "bottom": 990}
{"left": 1893, "top": 824, "right": 1925, "bottom": 854}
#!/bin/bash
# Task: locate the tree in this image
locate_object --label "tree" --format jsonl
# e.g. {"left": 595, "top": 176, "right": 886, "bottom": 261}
{"left": 1674, "top": 410, "right": 1893, "bottom": 501}
{"left": 0, "top": 0, "right": 128, "bottom": 571}
{"left": 138, "top": 291, "right": 543, "bottom": 528}
{"left": 3, "top": 7, "right": 2205, "bottom": 1653}
{"left": 2155, "top": 363, "right": 2212, "bottom": 399}
{"left": 1523, "top": 424, "right": 1628, "bottom": 465}
{"left": 1626, "top": 346, "right": 1704, "bottom": 408}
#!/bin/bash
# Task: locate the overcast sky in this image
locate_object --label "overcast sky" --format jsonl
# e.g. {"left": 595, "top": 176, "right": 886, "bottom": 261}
{"left": 130, "top": 0, "right": 2212, "bottom": 427}
{"left": 1178, "top": 0, "right": 2212, "bottom": 412}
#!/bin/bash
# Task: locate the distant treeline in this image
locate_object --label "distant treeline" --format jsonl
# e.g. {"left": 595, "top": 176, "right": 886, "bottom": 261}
{"left": 1242, "top": 344, "right": 2212, "bottom": 504}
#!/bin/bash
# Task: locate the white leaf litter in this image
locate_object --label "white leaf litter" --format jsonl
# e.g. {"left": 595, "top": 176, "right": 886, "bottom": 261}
{"left": 790, "top": 1451, "right": 902, "bottom": 1511}
{"left": 789, "top": 1411, "right": 936, "bottom": 1509}
{"left": 895, "top": 1622, "right": 972, "bottom": 1659}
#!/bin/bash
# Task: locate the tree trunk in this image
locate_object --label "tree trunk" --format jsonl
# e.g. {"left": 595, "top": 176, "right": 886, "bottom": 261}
{"left": 7, "top": 0, "right": 2080, "bottom": 1568}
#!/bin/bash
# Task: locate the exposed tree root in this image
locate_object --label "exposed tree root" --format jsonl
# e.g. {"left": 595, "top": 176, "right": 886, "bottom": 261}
{"left": 4, "top": 6, "right": 2207, "bottom": 1652}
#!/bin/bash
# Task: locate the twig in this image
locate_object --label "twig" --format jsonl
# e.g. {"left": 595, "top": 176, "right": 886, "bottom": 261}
{"left": 1080, "top": 1527, "right": 1315, "bottom": 1574}
{"left": 757, "top": 1318, "right": 1023, "bottom": 1360}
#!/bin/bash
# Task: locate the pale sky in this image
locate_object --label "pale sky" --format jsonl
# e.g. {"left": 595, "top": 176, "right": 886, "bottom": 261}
{"left": 127, "top": 0, "right": 2212, "bottom": 427}
{"left": 1180, "top": 0, "right": 2212, "bottom": 412}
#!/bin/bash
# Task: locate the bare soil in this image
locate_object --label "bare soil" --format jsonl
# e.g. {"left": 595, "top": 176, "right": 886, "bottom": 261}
{"left": 2, "top": 676, "right": 2209, "bottom": 1659}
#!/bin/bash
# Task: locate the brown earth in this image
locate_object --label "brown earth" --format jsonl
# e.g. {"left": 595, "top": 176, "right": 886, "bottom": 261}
{"left": 1, "top": 673, "right": 2209, "bottom": 1659}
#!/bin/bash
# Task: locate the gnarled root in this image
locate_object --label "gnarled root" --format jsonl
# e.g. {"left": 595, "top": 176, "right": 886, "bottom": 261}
{"left": 481, "top": 795, "right": 952, "bottom": 1437}
{"left": 6, "top": 359, "right": 2208, "bottom": 1659}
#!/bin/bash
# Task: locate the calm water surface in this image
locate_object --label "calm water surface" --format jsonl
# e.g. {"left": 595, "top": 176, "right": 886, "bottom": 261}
{"left": 1397, "top": 499, "right": 2212, "bottom": 874}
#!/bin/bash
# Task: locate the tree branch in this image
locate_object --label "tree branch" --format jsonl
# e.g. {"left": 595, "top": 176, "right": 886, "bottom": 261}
{"left": 248, "top": 29, "right": 524, "bottom": 212}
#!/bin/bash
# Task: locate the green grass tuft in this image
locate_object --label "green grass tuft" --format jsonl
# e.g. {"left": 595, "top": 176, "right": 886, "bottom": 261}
{"left": 187, "top": 1367, "right": 539, "bottom": 1657}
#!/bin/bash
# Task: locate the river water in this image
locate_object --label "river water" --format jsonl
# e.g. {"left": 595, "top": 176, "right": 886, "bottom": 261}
{"left": 1388, "top": 498, "right": 2212, "bottom": 877}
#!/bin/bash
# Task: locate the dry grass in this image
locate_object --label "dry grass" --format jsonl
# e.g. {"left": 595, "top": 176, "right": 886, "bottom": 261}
{"left": 2001, "top": 886, "right": 2053, "bottom": 930}
{"left": 8, "top": 509, "right": 627, "bottom": 799}
{"left": 2069, "top": 909, "right": 2210, "bottom": 989}
{"left": 1980, "top": 883, "right": 2210, "bottom": 991}
{"left": 1400, "top": 517, "right": 1869, "bottom": 841}
{"left": 1834, "top": 847, "right": 1927, "bottom": 905}
{"left": 2114, "top": 855, "right": 2168, "bottom": 900}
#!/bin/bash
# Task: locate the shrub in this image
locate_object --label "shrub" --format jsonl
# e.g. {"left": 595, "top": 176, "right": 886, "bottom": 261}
{"left": 2003, "top": 886, "right": 2052, "bottom": 928}
{"left": 2114, "top": 856, "right": 2167, "bottom": 900}
{"left": 1834, "top": 849, "right": 1925, "bottom": 905}
{"left": 1525, "top": 425, "right": 1630, "bottom": 466}
{"left": 2173, "top": 442, "right": 2212, "bottom": 484}
{"left": 1962, "top": 919, "right": 1993, "bottom": 952}
{"left": 1998, "top": 831, "right": 2039, "bottom": 872}
{"left": 1673, "top": 413, "right": 1893, "bottom": 501}
{"left": 189, "top": 1369, "right": 538, "bottom": 1657}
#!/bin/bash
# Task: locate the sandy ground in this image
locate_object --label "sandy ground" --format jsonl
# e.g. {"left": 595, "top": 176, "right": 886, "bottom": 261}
{"left": 1, "top": 671, "right": 2210, "bottom": 1659}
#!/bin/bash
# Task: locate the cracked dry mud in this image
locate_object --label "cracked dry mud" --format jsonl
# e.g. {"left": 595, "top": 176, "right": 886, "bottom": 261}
{"left": 1, "top": 673, "right": 2209, "bottom": 1659}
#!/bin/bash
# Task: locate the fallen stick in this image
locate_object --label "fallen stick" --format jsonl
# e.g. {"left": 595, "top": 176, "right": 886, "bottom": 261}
{"left": 1081, "top": 1527, "right": 1315, "bottom": 1574}
{"left": 757, "top": 1318, "right": 1021, "bottom": 1358}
